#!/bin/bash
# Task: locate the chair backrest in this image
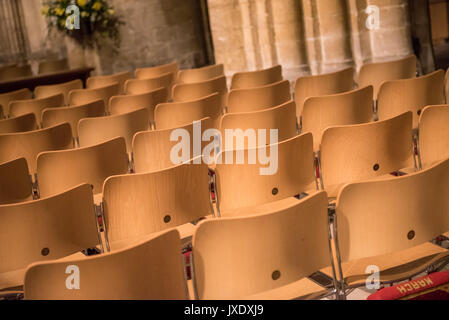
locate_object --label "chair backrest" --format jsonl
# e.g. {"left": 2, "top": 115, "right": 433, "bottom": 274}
{"left": 38, "top": 58, "right": 69, "bottom": 74}
{"left": 219, "top": 100, "right": 298, "bottom": 150}
{"left": 78, "top": 108, "right": 150, "bottom": 154}
{"left": 320, "top": 112, "right": 415, "bottom": 197}
{"left": 215, "top": 133, "right": 315, "bottom": 214}
{"left": 418, "top": 105, "right": 449, "bottom": 168}
{"left": 42, "top": 100, "right": 106, "bottom": 139}
{"left": 294, "top": 67, "right": 355, "bottom": 119}
{"left": 86, "top": 71, "right": 132, "bottom": 94}
{"left": 172, "top": 75, "right": 228, "bottom": 110}
{"left": 227, "top": 80, "right": 291, "bottom": 114}
{"left": 177, "top": 64, "right": 224, "bottom": 84}
{"left": 0, "top": 158, "right": 32, "bottom": 205}
{"left": 37, "top": 137, "right": 129, "bottom": 198}
{"left": 154, "top": 93, "right": 221, "bottom": 130}
{"left": 0, "top": 64, "right": 32, "bottom": 81}
{"left": 192, "top": 191, "right": 330, "bottom": 299}
{"left": 133, "top": 118, "right": 213, "bottom": 173}
{"left": 24, "top": 229, "right": 187, "bottom": 300}
{"left": 34, "top": 79, "right": 83, "bottom": 105}
{"left": 0, "top": 113, "right": 37, "bottom": 134}
{"left": 109, "top": 87, "right": 168, "bottom": 125}
{"left": 0, "top": 123, "right": 73, "bottom": 175}
{"left": 68, "top": 83, "right": 120, "bottom": 113}
{"left": 0, "top": 88, "right": 32, "bottom": 117}
{"left": 230, "top": 65, "right": 283, "bottom": 90}
{"left": 9, "top": 94, "right": 65, "bottom": 125}
{"left": 135, "top": 62, "right": 179, "bottom": 80}
{"left": 124, "top": 73, "right": 174, "bottom": 97}
{"left": 102, "top": 161, "right": 212, "bottom": 244}
{"left": 302, "top": 86, "right": 374, "bottom": 151}
{"left": 0, "top": 184, "right": 100, "bottom": 276}
{"left": 336, "top": 158, "right": 449, "bottom": 263}
{"left": 377, "top": 69, "right": 445, "bottom": 128}
{"left": 445, "top": 68, "right": 449, "bottom": 102}
{"left": 358, "top": 55, "right": 417, "bottom": 100}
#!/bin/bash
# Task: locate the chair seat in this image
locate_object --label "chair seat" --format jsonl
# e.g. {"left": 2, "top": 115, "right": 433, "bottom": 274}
{"left": 321, "top": 242, "right": 449, "bottom": 288}
{"left": 243, "top": 277, "right": 329, "bottom": 300}
{"left": 0, "top": 251, "right": 86, "bottom": 292}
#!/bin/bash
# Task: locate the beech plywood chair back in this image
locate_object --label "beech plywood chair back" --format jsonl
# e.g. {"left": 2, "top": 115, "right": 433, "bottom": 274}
{"left": 227, "top": 80, "right": 291, "bottom": 114}
{"left": 215, "top": 133, "right": 315, "bottom": 214}
{"left": 24, "top": 229, "right": 187, "bottom": 300}
{"left": 154, "top": 93, "right": 221, "bottom": 130}
{"left": 37, "top": 137, "right": 129, "bottom": 198}
{"left": 320, "top": 112, "right": 415, "bottom": 197}
{"left": 35, "top": 79, "right": 83, "bottom": 105}
{"left": 124, "top": 72, "right": 174, "bottom": 97}
{"left": 302, "top": 86, "right": 374, "bottom": 151}
{"left": 230, "top": 65, "right": 283, "bottom": 90}
{"left": 135, "top": 62, "right": 179, "bottom": 80}
{"left": 377, "top": 70, "right": 445, "bottom": 128}
{"left": 9, "top": 94, "right": 65, "bottom": 126}
{"left": 192, "top": 191, "right": 330, "bottom": 299}
{"left": 178, "top": 64, "right": 224, "bottom": 84}
{"left": 418, "top": 105, "right": 449, "bottom": 168}
{"left": 0, "top": 113, "right": 37, "bottom": 134}
{"left": 87, "top": 71, "right": 132, "bottom": 94}
{"left": 68, "top": 83, "right": 120, "bottom": 113}
{"left": 0, "top": 88, "right": 32, "bottom": 117}
{"left": 294, "top": 67, "right": 355, "bottom": 119}
{"left": 0, "top": 158, "right": 32, "bottom": 205}
{"left": 0, "top": 123, "right": 73, "bottom": 175}
{"left": 358, "top": 55, "right": 417, "bottom": 100}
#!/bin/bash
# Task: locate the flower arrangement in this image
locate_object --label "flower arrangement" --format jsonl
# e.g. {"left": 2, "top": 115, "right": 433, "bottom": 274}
{"left": 41, "top": 0, "right": 124, "bottom": 50}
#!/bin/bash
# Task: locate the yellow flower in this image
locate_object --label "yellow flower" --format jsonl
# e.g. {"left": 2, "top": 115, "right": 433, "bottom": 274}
{"left": 77, "top": 0, "right": 87, "bottom": 7}
{"left": 92, "top": 2, "right": 102, "bottom": 11}
{"left": 41, "top": 5, "right": 49, "bottom": 15}
{"left": 55, "top": 7, "right": 65, "bottom": 16}
{"left": 107, "top": 9, "right": 115, "bottom": 15}
{"left": 81, "top": 11, "right": 89, "bottom": 17}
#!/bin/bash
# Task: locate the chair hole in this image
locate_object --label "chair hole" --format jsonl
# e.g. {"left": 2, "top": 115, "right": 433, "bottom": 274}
{"left": 417, "top": 110, "right": 422, "bottom": 116}
{"left": 373, "top": 164, "right": 380, "bottom": 171}
{"left": 408, "top": 230, "right": 415, "bottom": 240}
{"left": 272, "top": 270, "right": 281, "bottom": 281}
{"left": 41, "top": 248, "right": 50, "bottom": 256}
{"left": 164, "top": 215, "right": 171, "bottom": 224}
{"left": 272, "top": 188, "right": 279, "bottom": 195}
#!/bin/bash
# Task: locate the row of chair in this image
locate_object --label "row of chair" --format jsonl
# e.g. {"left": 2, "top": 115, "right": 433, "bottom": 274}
{"left": 8, "top": 157, "right": 449, "bottom": 299}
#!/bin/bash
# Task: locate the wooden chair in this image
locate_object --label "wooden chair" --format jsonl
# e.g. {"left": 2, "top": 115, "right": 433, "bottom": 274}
{"left": 294, "top": 67, "right": 355, "bottom": 120}
{"left": 0, "top": 158, "right": 32, "bottom": 205}
{"left": 102, "top": 161, "right": 212, "bottom": 250}
{"left": 192, "top": 191, "right": 332, "bottom": 300}
{"left": 135, "top": 62, "right": 179, "bottom": 80}
{"left": 357, "top": 55, "right": 417, "bottom": 100}
{"left": 172, "top": 75, "right": 228, "bottom": 111}
{"left": 377, "top": 70, "right": 445, "bottom": 128}
{"left": 86, "top": 71, "right": 132, "bottom": 94}
{"left": 302, "top": 86, "right": 374, "bottom": 151}
{"left": 78, "top": 108, "right": 150, "bottom": 154}
{"left": 9, "top": 94, "right": 65, "bottom": 126}
{"left": 0, "top": 113, "right": 37, "bottom": 134}
{"left": 34, "top": 79, "right": 83, "bottom": 105}
{"left": 445, "top": 68, "right": 449, "bottom": 102}
{"left": 38, "top": 58, "right": 69, "bottom": 74}
{"left": 227, "top": 80, "right": 291, "bottom": 114}
{"left": 0, "top": 184, "right": 100, "bottom": 291}
{"left": 0, "top": 88, "right": 32, "bottom": 118}
{"left": 24, "top": 229, "right": 187, "bottom": 300}
{"left": 124, "top": 73, "right": 174, "bottom": 97}
{"left": 36, "top": 137, "right": 129, "bottom": 203}
{"left": 133, "top": 118, "right": 213, "bottom": 173}
{"left": 0, "top": 64, "right": 32, "bottom": 81}
{"left": 332, "top": 158, "right": 449, "bottom": 292}
{"left": 109, "top": 87, "right": 168, "bottom": 126}
{"left": 214, "top": 133, "right": 315, "bottom": 216}
{"left": 154, "top": 93, "right": 221, "bottom": 130}
{"left": 177, "top": 64, "right": 224, "bottom": 84}
{"left": 319, "top": 112, "right": 415, "bottom": 198}
{"left": 68, "top": 83, "right": 120, "bottom": 113}
{"left": 219, "top": 100, "right": 298, "bottom": 150}
{"left": 0, "top": 123, "right": 73, "bottom": 176}
{"left": 230, "top": 65, "right": 282, "bottom": 90}
{"left": 418, "top": 105, "right": 449, "bottom": 169}
{"left": 42, "top": 100, "right": 106, "bottom": 141}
